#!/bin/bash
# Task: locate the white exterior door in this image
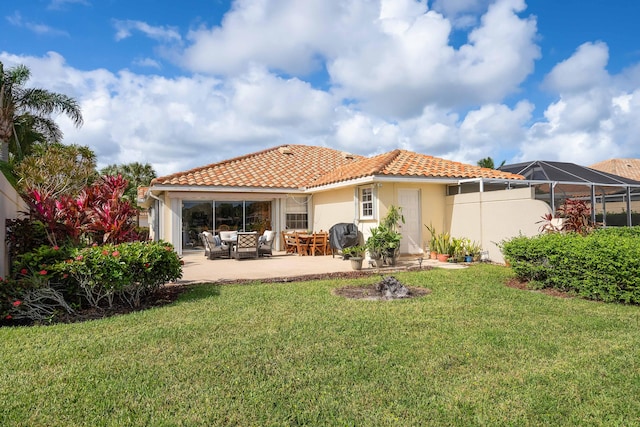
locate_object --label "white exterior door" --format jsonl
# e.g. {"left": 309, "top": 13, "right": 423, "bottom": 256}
{"left": 398, "top": 189, "right": 422, "bottom": 254}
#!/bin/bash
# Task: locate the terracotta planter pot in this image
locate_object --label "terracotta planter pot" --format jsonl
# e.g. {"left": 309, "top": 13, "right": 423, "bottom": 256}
{"left": 437, "top": 254, "right": 450, "bottom": 263}
{"left": 430, "top": 251, "right": 437, "bottom": 260}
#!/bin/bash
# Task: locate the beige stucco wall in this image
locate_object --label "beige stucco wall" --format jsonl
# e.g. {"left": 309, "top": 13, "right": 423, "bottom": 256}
{"left": 446, "top": 187, "right": 552, "bottom": 264}
{"left": 312, "top": 182, "right": 449, "bottom": 254}
{"left": 312, "top": 187, "right": 356, "bottom": 233}
{"left": 1, "top": 174, "right": 27, "bottom": 279}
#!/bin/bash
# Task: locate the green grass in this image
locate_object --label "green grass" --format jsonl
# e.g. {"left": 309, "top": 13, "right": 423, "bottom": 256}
{"left": 2, "top": 264, "right": 640, "bottom": 426}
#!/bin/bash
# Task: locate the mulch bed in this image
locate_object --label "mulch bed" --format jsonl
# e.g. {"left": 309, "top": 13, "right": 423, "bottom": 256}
{"left": 505, "top": 278, "right": 574, "bottom": 299}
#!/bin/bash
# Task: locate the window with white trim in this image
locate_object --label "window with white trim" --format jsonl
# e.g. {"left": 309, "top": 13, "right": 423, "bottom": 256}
{"left": 285, "top": 196, "right": 308, "bottom": 229}
{"left": 360, "top": 187, "right": 374, "bottom": 219}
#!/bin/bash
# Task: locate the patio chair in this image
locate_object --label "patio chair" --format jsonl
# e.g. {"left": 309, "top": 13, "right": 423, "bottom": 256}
{"left": 282, "top": 231, "right": 297, "bottom": 254}
{"left": 309, "top": 231, "right": 328, "bottom": 256}
{"left": 294, "top": 231, "right": 310, "bottom": 256}
{"left": 258, "top": 230, "right": 275, "bottom": 257}
{"left": 200, "top": 231, "right": 230, "bottom": 259}
{"left": 232, "top": 231, "right": 259, "bottom": 260}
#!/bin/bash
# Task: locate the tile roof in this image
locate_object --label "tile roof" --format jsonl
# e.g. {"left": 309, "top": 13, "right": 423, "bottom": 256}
{"left": 152, "top": 145, "right": 364, "bottom": 188}
{"left": 589, "top": 158, "right": 640, "bottom": 181}
{"left": 310, "top": 149, "right": 523, "bottom": 187}
{"left": 151, "top": 145, "right": 523, "bottom": 189}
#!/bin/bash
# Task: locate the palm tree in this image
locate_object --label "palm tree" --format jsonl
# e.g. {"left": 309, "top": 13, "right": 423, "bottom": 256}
{"left": 477, "top": 157, "right": 506, "bottom": 169}
{"left": 0, "top": 61, "right": 83, "bottom": 162}
{"left": 100, "top": 162, "right": 157, "bottom": 202}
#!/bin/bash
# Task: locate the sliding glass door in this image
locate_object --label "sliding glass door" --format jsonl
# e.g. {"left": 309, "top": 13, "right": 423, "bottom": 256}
{"left": 182, "top": 200, "right": 274, "bottom": 250}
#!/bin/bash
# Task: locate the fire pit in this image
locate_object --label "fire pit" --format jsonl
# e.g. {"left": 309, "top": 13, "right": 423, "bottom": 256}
{"left": 333, "top": 276, "right": 431, "bottom": 301}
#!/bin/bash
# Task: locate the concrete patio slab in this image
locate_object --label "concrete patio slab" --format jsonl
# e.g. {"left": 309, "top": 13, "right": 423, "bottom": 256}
{"left": 178, "top": 250, "right": 466, "bottom": 284}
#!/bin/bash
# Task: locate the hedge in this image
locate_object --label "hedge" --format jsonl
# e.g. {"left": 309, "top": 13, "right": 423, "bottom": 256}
{"left": 501, "top": 227, "right": 640, "bottom": 304}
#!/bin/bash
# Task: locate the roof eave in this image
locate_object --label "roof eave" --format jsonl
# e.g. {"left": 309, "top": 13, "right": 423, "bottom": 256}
{"left": 148, "top": 184, "right": 307, "bottom": 194}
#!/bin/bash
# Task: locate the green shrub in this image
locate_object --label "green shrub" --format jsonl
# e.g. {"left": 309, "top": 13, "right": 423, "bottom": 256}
{"left": 501, "top": 228, "right": 640, "bottom": 304}
{"left": 61, "top": 241, "right": 183, "bottom": 309}
{"left": 3, "top": 241, "right": 182, "bottom": 324}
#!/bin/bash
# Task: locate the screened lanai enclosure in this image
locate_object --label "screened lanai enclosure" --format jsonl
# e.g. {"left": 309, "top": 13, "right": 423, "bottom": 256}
{"left": 448, "top": 160, "right": 640, "bottom": 227}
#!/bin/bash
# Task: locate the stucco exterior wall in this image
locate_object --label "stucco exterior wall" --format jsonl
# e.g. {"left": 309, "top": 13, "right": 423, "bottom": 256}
{"left": 1, "top": 175, "right": 27, "bottom": 279}
{"left": 312, "top": 182, "right": 450, "bottom": 254}
{"left": 311, "top": 187, "right": 356, "bottom": 232}
{"left": 446, "top": 187, "right": 552, "bottom": 264}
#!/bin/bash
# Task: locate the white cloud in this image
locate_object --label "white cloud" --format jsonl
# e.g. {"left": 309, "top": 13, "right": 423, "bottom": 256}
{"left": 6, "top": 12, "right": 69, "bottom": 37}
{"left": 543, "top": 42, "right": 610, "bottom": 94}
{"left": 113, "top": 20, "right": 182, "bottom": 43}
{"left": 5, "top": 0, "right": 640, "bottom": 177}
{"left": 133, "top": 57, "right": 162, "bottom": 69}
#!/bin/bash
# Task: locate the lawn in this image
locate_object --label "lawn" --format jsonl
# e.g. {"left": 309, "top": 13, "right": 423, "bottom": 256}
{"left": 1, "top": 264, "right": 640, "bottom": 426}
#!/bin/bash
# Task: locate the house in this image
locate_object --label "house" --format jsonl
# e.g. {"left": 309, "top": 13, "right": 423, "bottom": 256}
{"left": 1, "top": 173, "right": 27, "bottom": 278}
{"left": 140, "top": 144, "right": 553, "bottom": 263}
{"left": 589, "top": 158, "right": 640, "bottom": 225}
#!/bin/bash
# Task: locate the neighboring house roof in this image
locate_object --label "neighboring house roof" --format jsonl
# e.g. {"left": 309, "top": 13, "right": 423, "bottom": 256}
{"left": 589, "top": 158, "right": 640, "bottom": 182}
{"left": 499, "top": 160, "right": 640, "bottom": 186}
{"left": 150, "top": 144, "right": 524, "bottom": 191}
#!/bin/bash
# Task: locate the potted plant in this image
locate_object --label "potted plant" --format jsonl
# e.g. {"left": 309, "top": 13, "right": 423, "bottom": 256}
{"left": 434, "top": 232, "right": 451, "bottom": 262}
{"left": 365, "top": 226, "right": 385, "bottom": 267}
{"left": 342, "top": 245, "right": 365, "bottom": 270}
{"left": 380, "top": 205, "right": 404, "bottom": 266}
{"left": 424, "top": 223, "right": 438, "bottom": 259}
{"left": 466, "top": 241, "right": 482, "bottom": 262}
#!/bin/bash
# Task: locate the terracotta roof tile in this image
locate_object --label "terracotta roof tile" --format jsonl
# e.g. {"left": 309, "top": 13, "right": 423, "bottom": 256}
{"left": 152, "top": 146, "right": 523, "bottom": 189}
{"left": 589, "top": 158, "right": 640, "bottom": 181}
{"left": 152, "top": 145, "right": 364, "bottom": 188}
{"left": 310, "top": 149, "right": 522, "bottom": 187}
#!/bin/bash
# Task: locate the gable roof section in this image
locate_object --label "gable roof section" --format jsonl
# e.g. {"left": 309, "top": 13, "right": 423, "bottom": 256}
{"left": 152, "top": 145, "right": 524, "bottom": 190}
{"left": 152, "top": 145, "right": 365, "bottom": 189}
{"left": 589, "top": 158, "right": 640, "bottom": 182}
{"left": 309, "top": 149, "right": 523, "bottom": 187}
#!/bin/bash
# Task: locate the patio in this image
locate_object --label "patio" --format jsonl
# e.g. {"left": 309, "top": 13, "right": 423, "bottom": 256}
{"left": 178, "top": 250, "right": 466, "bottom": 284}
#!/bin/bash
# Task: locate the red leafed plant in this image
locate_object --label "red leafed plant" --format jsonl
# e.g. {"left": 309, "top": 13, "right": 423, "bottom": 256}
{"left": 24, "top": 175, "right": 139, "bottom": 247}
{"left": 537, "top": 198, "right": 594, "bottom": 236}
{"left": 557, "top": 199, "right": 594, "bottom": 235}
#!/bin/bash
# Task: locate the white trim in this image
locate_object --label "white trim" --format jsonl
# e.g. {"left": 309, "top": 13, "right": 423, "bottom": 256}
{"left": 359, "top": 186, "right": 375, "bottom": 220}
{"left": 169, "top": 191, "right": 285, "bottom": 201}
{"left": 170, "top": 199, "right": 181, "bottom": 255}
{"left": 151, "top": 185, "right": 303, "bottom": 193}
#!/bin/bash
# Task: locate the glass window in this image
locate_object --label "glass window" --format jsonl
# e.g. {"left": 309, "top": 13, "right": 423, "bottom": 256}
{"left": 360, "top": 187, "right": 373, "bottom": 219}
{"left": 182, "top": 201, "right": 213, "bottom": 250}
{"left": 215, "top": 201, "right": 243, "bottom": 231}
{"left": 245, "top": 201, "right": 272, "bottom": 233}
{"left": 285, "top": 196, "right": 308, "bottom": 230}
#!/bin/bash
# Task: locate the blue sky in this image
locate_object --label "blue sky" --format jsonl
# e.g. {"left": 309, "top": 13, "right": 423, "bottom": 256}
{"left": 1, "top": 0, "right": 639, "bottom": 176}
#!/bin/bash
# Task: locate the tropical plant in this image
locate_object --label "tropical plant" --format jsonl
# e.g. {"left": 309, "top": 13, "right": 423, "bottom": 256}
{"left": 100, "top": 162, "right": 157, "bottom": 202}
{"left": 477, "top": 157, "right": 506, "bottom": 169}
{"left": 21, "top": 175, "right": 139, "bottom": 247}
{"left": 365, "top": 226, "right": 386, "bottom": 259}
{"left": 0, "top": 61, "right": 83, "bottom": 163}
{"left": 341, "top": 245, "right": 365, "bottom": 258}
{"left": 381, "top": 205, "right": 404, "bottom": 232}
{"left": 424, "top": 223, "right": 437, "bottom": 252}
{"left": 15, "top": 143, "right": 97, "bottom": 198}
{"left": 433, "top": 232, "right": 452, "bottom": 255}
{"left": 536, "top": 199, "right": 595, "bottom": 236}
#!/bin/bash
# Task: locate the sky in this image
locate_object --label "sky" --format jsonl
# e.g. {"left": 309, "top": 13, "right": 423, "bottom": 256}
{"left": 1, "top": 0, "right": 640, "bottom": 177}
